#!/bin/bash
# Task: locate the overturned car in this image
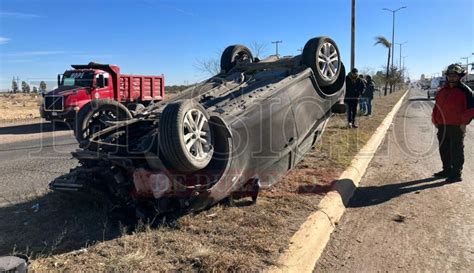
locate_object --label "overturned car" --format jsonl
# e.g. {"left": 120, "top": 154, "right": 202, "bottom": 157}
{"left": 50, "top": 36, "right": 346, "bottom": 215}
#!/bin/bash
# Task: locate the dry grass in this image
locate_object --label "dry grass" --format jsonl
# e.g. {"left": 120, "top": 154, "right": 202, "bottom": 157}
{"left": 25, "top": 195, "right": 319, "bottom": 271}
{"left": 316, "top": 93, "right": 403, "bottom": 169}
{"left": 0, "top": 93, "right": 42, "bottom": 122}
{"left": 3, "top": 91, "right": 406, "bottom": 271}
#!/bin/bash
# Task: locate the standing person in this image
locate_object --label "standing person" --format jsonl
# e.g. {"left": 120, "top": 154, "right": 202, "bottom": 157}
{"left": 345, "top": 68, "right": 365, "bottom": 128}
{"left": 364, "top": 75, "right": 375, "bottom": 116}
{"left": 432, "top": 64, "right": 474, "bottom": 182}
{"left": 358, "top": 74, "right": 367, "bottom": 114}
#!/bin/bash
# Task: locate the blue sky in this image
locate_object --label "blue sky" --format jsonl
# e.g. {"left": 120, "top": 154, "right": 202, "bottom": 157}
{"left": 0, "top": 0, "right": 473, "bottom": 90}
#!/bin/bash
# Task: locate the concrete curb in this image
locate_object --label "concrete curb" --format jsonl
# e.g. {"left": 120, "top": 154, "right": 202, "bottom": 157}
{"left": 268, "top": 90, "right": 410, "bottom": 273}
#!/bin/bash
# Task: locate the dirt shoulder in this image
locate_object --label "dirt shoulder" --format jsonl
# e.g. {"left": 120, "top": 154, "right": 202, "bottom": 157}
{"left": 3, "top": 91, "right": 405, "bottom": 271}
{"left": 0, "top": 93, "right": 42, "bottom": 123}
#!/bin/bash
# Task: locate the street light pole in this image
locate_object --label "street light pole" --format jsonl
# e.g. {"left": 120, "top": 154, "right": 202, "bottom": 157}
{"left": 271, "top": 41, "right": 283, "bottom": 57}
{"left": 383, "top": 6, "right": 407, "bottom": 70}
{"left": 383, "top": 6, "right": 406, "bottom": 93}
{"left": 351, "top": 0, "right": 356, "bottom": 70}
{"left": 396, "top": 41, "right": 407, "bottom": 70}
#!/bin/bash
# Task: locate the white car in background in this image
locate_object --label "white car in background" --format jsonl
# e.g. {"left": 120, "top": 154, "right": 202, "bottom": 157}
{"left": 427, "top": 77, "right": 446, "bottom": 99}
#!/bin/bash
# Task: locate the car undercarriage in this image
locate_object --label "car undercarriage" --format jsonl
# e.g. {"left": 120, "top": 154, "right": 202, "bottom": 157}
{"left": 50, "top": 36, "right": 347, "bottom": 217}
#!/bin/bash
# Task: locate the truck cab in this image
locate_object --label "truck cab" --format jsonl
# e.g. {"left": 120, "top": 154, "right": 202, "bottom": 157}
{"left": 40, "top": 62, "right": 165, "bottom": 123}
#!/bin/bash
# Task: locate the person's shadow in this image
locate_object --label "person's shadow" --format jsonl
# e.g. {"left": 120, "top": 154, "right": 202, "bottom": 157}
{"left": 349, "top": 177, "right": 459, "bottom": 208}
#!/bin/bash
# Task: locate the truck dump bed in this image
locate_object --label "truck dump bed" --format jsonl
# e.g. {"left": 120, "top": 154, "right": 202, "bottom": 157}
{"left": 119, "top": 75, "right": 164, "bottom": 102}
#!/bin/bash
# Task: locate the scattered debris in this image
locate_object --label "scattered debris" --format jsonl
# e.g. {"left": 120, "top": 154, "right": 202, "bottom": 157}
{"left": 392, "top": 214, "right": 407, "bottom": 223}
{"left": 31, "top": 203, "right": 40, "bottom": 213}
{"left": 206, "top": 213, "right": 218, "bottom": 219}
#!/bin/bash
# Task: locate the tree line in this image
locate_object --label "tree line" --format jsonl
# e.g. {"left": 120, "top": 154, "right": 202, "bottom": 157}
{"left": 10, "top": 79, "right": 47, "bottom": 94}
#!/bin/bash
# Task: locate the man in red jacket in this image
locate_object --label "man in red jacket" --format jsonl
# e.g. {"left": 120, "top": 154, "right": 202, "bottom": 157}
{"left": 432, "top": 64, "right": 474, "bottom": 182}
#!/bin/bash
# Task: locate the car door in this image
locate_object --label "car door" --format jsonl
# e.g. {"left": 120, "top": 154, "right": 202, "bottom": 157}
{"left": 286, "top": 77, "right": 330, "bottom": 165}
{"left": 234, "top": 88, "right": 297, "bottom": 187}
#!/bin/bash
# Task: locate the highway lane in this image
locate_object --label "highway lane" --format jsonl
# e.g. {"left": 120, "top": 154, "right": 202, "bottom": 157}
{"left": 0, "top": 124, "right": 79, "bottom": 204}
{"left": 315, "top": 87, "right": 473, "bottom": 271}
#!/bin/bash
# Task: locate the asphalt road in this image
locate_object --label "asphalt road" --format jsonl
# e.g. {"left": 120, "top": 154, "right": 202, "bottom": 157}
{"left": 315, "top": 87, "right": 473, "bottom": 271}
{"left": 0, "top": 123, "right": 78, "bottom": 204}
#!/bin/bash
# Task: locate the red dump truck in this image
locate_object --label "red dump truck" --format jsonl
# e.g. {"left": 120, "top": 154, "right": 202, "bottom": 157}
{"left": 40, "top": 62, "right": 165, "bottom": 124}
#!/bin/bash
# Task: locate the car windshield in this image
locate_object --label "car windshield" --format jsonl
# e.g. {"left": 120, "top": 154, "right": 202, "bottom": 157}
{"left": 62, "top": 71, "right": 95, "bottom": 88}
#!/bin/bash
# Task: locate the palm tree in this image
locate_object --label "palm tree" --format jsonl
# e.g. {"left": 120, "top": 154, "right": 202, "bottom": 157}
{"left": 374, "top": 36, "right": 392, "bottom": 96}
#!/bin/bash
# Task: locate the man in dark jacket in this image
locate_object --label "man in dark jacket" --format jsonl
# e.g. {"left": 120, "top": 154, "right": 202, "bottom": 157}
{"left": 345, "top": 68, "right": 365, "bottom": 128}
{"left": 364, "top": 75, "right": 375, "bottom": 116}
{"left": 358, "top": 74, "right": 367, "bottom": 114}
{"left": 432, "top": 64, "right": 474, "bottom": 182}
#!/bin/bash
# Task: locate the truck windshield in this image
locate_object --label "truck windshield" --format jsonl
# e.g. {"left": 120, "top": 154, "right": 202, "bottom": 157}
{"left": 62, "top": 71, "right": 95, "bottom": 88}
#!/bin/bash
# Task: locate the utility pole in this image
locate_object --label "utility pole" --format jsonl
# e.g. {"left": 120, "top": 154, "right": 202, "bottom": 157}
{"left": 351, "top": 0, "right": 356, "bottom": 70}
{"left": 461, "top": 56, "right": 470, "bottom": 71}
{"left": 396, "top": 41, "right": 407, "bottom": 70}
{"left": 271, "top": 41, "right": 283, "bottom": 57}
{"left": 297, "top": 48, "right": 303, "bottom": 53}
{"left": 461, "top": 56, "right": 470, "bottom": 82}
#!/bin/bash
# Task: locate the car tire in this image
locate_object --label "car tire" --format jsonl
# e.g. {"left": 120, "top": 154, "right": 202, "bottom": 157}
{"left": 220, "top": 45, "right": 254, "bottom": 73}
{"left": 75, "top": 99, "right": 132, "bottom": 149}
{"left": 302, "top": 37, "right": 341, "bottom": 87}
{"left": 159, "top": 99, "right": 214, "bottom": 172}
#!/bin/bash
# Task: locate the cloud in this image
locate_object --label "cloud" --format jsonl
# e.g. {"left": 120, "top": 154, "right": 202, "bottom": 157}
{"left": 174, "top": 8, "right": 195, "bottom": 17}
{"left": 0, "top": 37, "right": 10, "bottom": 45}
{"left": 0, "top": 11, "right": 42, "bottom": 19}
{"left": 2, "top": 59, "right": 36, "bottom": 63}
{"left": 71, "top": 53, "right": 118, "bottom": 59}
{"left": 2, "top": 51, "right": 69, "bottom": 57}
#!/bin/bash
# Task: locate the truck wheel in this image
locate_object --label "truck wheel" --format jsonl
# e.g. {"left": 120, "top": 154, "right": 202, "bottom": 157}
{"left": 302, "top": 37, "right": 341, "bottom": 87}
{"left": 220, "top": 45, "right": 253, "bottom": 73}
{"left": 159, "top": 99, "right": 214, "bottom": 172}
{"left": 75, "top": 99, "right": 132, "bottom": 148}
